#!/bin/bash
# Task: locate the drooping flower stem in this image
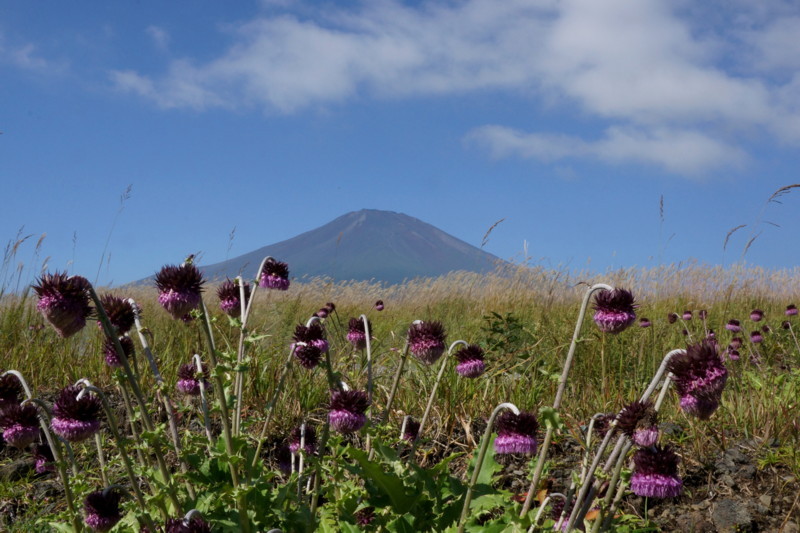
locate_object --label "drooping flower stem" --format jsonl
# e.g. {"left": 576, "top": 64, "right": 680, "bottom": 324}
{"left": 76, "top": 385, "right": 160, "bottom": 526}
{"left": 520, "top": 283, "right": 613, "bottom": 517}
{"left": 1, "top": 371, "right": 82, "bottom": 532}
{"left": 458, "top": 402, "right": 520, "bottom": 533}
{"left": 381, "top": 320, "right": 420, "bottom": 424}
{"left": 251, "top": 345, "right": 296, "bottom": 469}
{"left": 359, "top": 314, "right": 376, "bottom": 455}
{"left": 414, "top": 340, "right": 468, "bottom": 453}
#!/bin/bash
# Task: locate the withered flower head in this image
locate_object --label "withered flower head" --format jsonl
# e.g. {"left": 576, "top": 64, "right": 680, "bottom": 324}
{"left": 52, "top": 385, "right": 101, "bottom": 442}
{"left": 0, "top": 374, "right": 24, "bottom": 410}
{"left": 328, "top": 390, "right": 370, "bottom": 434}
{"left": 667, "top": 341, "right": 728, "bottom": 420}
{"left": 631, "top": 445, "right": 682, "bottom": 498}
{"left": 177, "top": 362, "right": 209, "bottom": 396}
{"left": 616, "top": 400, "right": 659, "bottom": 446}
{"left": 347, "top": 317, "right": 371, "bottom": 350}
{"left": 98, "top": 294, "right": 135, "bottom": 335}
{"left": 84, "top": 488, "right": 122, "bottom": 532}
{"left": 259, "top": 258, "right": 290, "bottom": 290}
{"left": 494, "top": 411, "right": 539, "bottom": 455}
{"left": 32, "top": 272, "right": 93, "bottom": 338}
{"left": 216, "top": 279, "right": 250, "bottom": 318}
{"left": 155, "top": 264, "right": 204, "bottom": 320}
{"left": 102, "top": 335, "right": 135, "bottom": 368}
{"left": 289, "top": 424, "right": 317, "bottom": 454}
{"left": 592, "top": 289, "right": 637, "bottom": 334}
{"left": 453, "top": 344, "right": 486, "bottom": 378}
{"left": 0, "top": 403, "right": 40, "bottom": 449}
{"left": 407, "top": 321, "right": 447, "bottom": 364}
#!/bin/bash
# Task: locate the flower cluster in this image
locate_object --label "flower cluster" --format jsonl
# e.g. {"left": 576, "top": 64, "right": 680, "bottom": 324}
{"left": 288, "top": 424, "right": 317, "bottom": 455}
{"left": 292, "top": 322, "right": 328, "bottom": 369}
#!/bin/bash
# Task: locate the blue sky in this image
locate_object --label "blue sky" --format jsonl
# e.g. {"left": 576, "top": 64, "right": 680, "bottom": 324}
{"left": 2, "top": 0, "right": 799, "bottom": 287}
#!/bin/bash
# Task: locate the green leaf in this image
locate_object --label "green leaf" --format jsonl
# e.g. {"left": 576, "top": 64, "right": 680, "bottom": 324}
{"left": 474, "top": 437, "right": 502, "bottom": 486}
{"left": 538, "top": 406, "right": 564, "bottom": 430}
{"left": 346, "top": 446, "right": 417, "bottom": 514}
{"left": 387, "top": 513, "right": 417, "bottom": 533}
{"left": 47, "top": 523, "right": 76, "bottom": 533}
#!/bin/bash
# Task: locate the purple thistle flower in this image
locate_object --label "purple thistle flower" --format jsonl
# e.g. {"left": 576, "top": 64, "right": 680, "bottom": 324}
{"left": 326, "top": 302, "right": 336, "bottom": 311}
{"left": 592, "top": 413, "right": 616, "bottom": 438}
{"left": 0, "top": 403, "right": 40, "bottom": 449}
{"left": 631, "top": 446, "right": 683, "bottom": 499}
{"left": 681, "top": 329, "right": 689, "bottom": 337}
{"left": 407, "top": 321, "right": 447, "bottom": 364}
{"left": 786, "top": 304, "right": 798, "bottom": 317}
{"left": 729, "top": 337, "right": 742, "bottom": 350}
{"left": 51, "top": 386, "right": 101, "bottom": 442}
{"left": 32, "top": 272, "right": 93, "bottom": 338}
{"left": 293, "top": 322, "right": 328, "bottom": 353}
{"left": 667, "top": 313, "right": 678, "bottom": 324}
{"left": 616, "top": 401, "right": 659, "bottom": 446}
{"left": 292, "top": 342, "right": 322, "bottom": 370}
{"left": 750, "top": 330, "right": 763, "bottom": 344}
{"left": 288, "top": 425, "right": 317, "bottom": 454}
{"left": 667, "top": 341, "right": 728, "bottom": 420}
{"left": 83, "top": 489, "right": 122, "bottom": 532}
{"left": 750, "top": 309, "right": 764, "bottom": 322}
{"left": 165, "top": 516, "right": 212, "bottom": 533}
{"left": 374, "top": 300, "right": 384, "bottom": 311}
{"left": 725, "top": 319, "right": 742, "bottom": 332}
{"left": 315, "top": 307, "right": 330, "bottom": 318}
{"left": 592, "top": 289, "right": 637, "bottom": 334}
{"left": 276, "top": 445, "right": 292, "bottom": 475}
{"left": 155, "top": 264, "right": 204, "bottom": 320}
{"left": 328, "top": 390, "right": 370, "bottom": 434}
{"left": 259, "top": 258, "right": 290, "bottom": 290}
{"left": 347, "top": 317, "right": 371, "bottom": 350}
{"left": 33, "top": 442, "right": 55, "bottom": 474}
{"left": 176, "top": 362, "right": 209, "bottom": 396}
{"left": 699, "top": 310, "right": 708, "bottom": 320}
{"left": 782, "top": 321, "right": 791, "bottom": 330}
{"left": 98, "top": 294, "right": 136, "bottom": 335}
{"left": 354, "top": 506, "right": 376, "bottom": 526}
{"left": 102, "top": 335, "right": 135, "bottom": 368}
{"left": 216, "top": 278, "right": 250, "bottom": 318}
{"left": 402, "top": 417, "right": 420, "bottom": 442}
{"left": 494, "top": 411, "right": 538, "bottom": 455}
{"left": 0, "top": 374, "right": 24, "bottom": 411}
{"left": 726, "top": 349, "right": 740, "bottom": 361}
{"left": 682, "top": 310, "right": 692, "bottom": 321}
{"left": 638, "top": 318, "right": 652, "bottom": 328}
{"left": 453, "top": 344, "right": 486, "bottom": 378}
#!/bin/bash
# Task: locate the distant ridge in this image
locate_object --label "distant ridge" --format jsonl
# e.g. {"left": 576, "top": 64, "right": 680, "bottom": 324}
{"left": 196, "top": 209, "right": 502, "bottom": 285}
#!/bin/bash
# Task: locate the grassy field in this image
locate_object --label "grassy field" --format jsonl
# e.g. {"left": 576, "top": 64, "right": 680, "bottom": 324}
{"left": 2, "top": 263, "right": 800, "bottom": 530}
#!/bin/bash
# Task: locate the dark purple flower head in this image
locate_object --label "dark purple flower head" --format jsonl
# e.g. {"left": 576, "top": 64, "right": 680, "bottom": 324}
{"left": 292, "top": 342, "right": 322, "bottom": 369}
{"left": 726, "top": 348, "right": 740, "bottom": 361}
{"left": 750, "top": 330, "right": 763, "bottom": 344}
{"left": 32, "top": 272, "right": 93, "bottom": 338}
{"left": 786, "top": 304, "right": 798, "bottom": 317}
{"left": 750, "top": 309, "right": 764, "bottom": 322}
{"left": 668, "top": 313, "right": 678, "bottom": 324}
{"left": 374, "top": 300, "right": 384, "bottom": 311}
{"left": 638, "top": 318, "right": 652, "bottom": 328}
{"left": 730, "top": 337, "right": 742, "bottom": 350}
{"left": 667, "top": 341, "right": 728, "bottom": 420}
{"left": 631, "top": 446, "right": 682, "bottom": 498}
{"left": 407, "top": 321, "right": 447, "bottom": 364}
{"left": 165, "top": 516, "right": 213, "bottom": 533}
{"left": 0, "top": 403, "right": 40, "bottom": 449}
{"left": 592, "top": 413, "right": 616, "bottom": 438}
{"left": 325, "top": 302, "right": 336, "bottom": 312}
{"left": 402, "top": 417, "right": 421, "bottom": 442}
{"left": 84, "top": 488, "right": 122, "bottom": 532}
{"left": 494, "top": 411, "right": 538, "bottom": 455}
{"left": 725, "top": 319, "right": 741, "bottom": 332}
{"left": 155, "top": 264, "right": 204, "bottom": 320}
{"left": 52, "top": 386, "right": 101, "bottom": 442}
{"left": 347, "top": 317, "right": 371, "bottom": 350}
{"left": 276, "top": 445, "right": 292, "bottom": 475}
{"left": 453, "top": 344, "right": 486, "bottom": 378}
{"left": 0, "top": 374, "right": 24, "bottom": 411}
{"left": 289, "top": 424, "right": 317, "bottom": 454}
{"left": 782, "top": 320, "right": 791, "bottom": 330}
{"left": 98, "top": 294, "right": 135, "bottom": 335}
{"left": 216, "top": 279, "right": 250, "bottom": 318}
{"left": 699, "top": 310, "right": 708, "bottom": 320}
{"left": 354, "top": 506, "right": 376, "bottom": 526}
{"left": 259, "top": 258, "right": 290, "bottom": 290}
{"left": 616, "top": 401, "right": 658, "bottom": 446}
{"left": 102, "top": 335, "right": 135, "bottom": 368}
{"left": 328, "top": 390, "right": 370, "bottom": 434}
{"left": 315, "top": 307, "right": 330, "bottom": 318}
{"left": 177, "top": 362, "right": 209, "bottom": 396}
{"left": 682, "top": 310, "right": 692, "bottom": 321}
{"left": 33, "top": 442, "right": 55, "bottom": 474}
{"left": 592, "top": 289, "right": 637, "bottom": 334}
{"left": 293, "top": 322, "right": 328, "bottom": 353}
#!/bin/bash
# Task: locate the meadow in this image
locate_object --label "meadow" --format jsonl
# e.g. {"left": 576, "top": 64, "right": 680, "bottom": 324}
{"left": 1, "top": 261, "right": 799, "bottom": 531}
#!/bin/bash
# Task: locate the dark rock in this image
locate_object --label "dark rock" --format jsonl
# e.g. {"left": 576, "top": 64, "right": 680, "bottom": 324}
{"left": 0, "top": 457, "right": 34, "bottom": 481}
{"left": 712, "top": 498, "right": 753, "bottom": 532}
{"left": 675, "top": 511, "right": 714, "bottom": 532}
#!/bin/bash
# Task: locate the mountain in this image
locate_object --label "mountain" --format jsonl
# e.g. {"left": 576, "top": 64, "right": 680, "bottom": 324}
{"left": 198, "top": 209, "right": 502, "bottom": 285}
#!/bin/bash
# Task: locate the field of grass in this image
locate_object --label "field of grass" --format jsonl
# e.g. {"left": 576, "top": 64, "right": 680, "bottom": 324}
{"left": 2, "top": 263, "right": 800, "bottom": 531}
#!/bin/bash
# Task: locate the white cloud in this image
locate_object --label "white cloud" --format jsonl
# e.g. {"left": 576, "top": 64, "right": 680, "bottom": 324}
{"left": 146, "top": 25, "right": 170, "bottom": 50}
{"left": 0, "top": 36, "right": 67, "bottom": 73}
{"left": 106, "top": 0, "right": 800, "bottom": 176}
